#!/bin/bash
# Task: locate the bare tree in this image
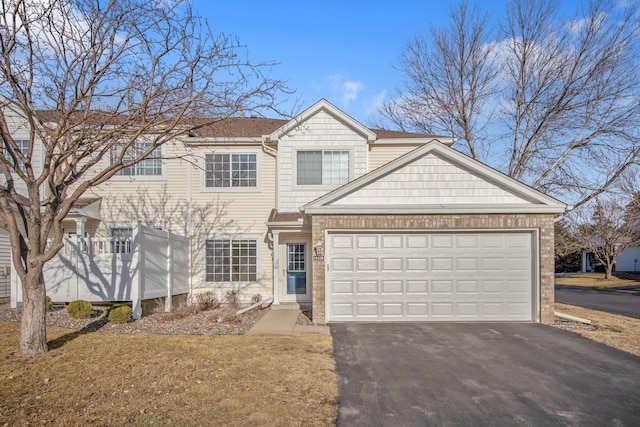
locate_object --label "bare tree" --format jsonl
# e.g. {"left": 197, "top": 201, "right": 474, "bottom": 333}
{"left": 379, "top": 1, "right": 496, "bottom": 159}
{"left": 101, "top": 184, "right": 242, "bottom": 282}
{"left": 574, "top": 198, "right": 640, "bottom": 279}
{"left": 0, "top": 0, "right": 290, "bottom": 355}
{"left": 379, "top": 0, "right": 640, "bottom": 208}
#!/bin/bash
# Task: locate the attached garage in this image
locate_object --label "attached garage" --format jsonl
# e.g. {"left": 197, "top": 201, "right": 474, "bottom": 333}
{"left": 326, "top": 231, "right": 536, "bottom": 322}
{"left": 304, "top": 141, "right": 568, "bottom": 325}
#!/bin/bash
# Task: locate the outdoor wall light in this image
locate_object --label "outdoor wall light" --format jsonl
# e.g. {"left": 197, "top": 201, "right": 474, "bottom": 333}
{"left": 314, "top": 244, "right": 324, "bottom": 257}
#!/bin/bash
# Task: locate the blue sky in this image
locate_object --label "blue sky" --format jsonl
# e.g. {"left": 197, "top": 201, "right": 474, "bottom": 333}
{"left": 194, "top": 0, "right": 580, "bottom": 125}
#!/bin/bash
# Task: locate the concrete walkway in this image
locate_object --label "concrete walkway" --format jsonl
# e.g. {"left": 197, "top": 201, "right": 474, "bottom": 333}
{"left": 247, "top": 308, "right": 330, "bottom": 335}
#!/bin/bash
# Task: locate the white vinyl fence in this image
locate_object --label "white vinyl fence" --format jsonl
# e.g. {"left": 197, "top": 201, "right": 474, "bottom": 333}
{"left": 11, "top": 224, "right": 189, "bottom": 319}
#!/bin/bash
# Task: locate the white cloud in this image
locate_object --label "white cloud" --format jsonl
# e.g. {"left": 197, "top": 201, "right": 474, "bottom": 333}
{"left": 313, "top": 73, "right": 365, "bottom": 107}
{"left": 342, "top": 80, "right": 364, "bottom": 106}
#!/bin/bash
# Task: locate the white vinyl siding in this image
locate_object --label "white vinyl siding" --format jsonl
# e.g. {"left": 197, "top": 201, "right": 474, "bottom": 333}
{"left": 277, "top": 110, "right": 368, "bottom": 211}
{"left": 205, "top": 153, "right": 257, "bottom": 188}
{"left": 333, "top": 153, "right": 530, "bottom": 206}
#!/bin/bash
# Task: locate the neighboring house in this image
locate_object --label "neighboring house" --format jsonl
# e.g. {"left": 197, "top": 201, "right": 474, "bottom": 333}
{"left": 4, "top": 99, "right": 568, "bottom": 324}
{"left": 581, "top": 248, "right": 640, "bottom": 273}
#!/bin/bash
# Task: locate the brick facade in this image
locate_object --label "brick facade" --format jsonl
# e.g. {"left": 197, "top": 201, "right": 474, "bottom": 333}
{"left": 310, "top": 214, "right": 556, "bottom": 325}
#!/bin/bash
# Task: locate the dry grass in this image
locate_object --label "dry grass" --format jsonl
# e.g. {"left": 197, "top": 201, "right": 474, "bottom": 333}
{"left": 555, "top": 303, "right": 640, "bottom": 358}
{"left": 555, "top": 272, "right": 640, "bottom": 288}
{"left": 0, "top": 323, "right": 338, "bottom": 426}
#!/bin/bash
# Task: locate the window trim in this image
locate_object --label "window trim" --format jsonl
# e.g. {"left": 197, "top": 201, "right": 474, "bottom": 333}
{"left": 293, "top": 148, "right": 352, "bottom": 189}
{"left": 200, "top": 149, "right": 261, "bottom": 193}
{"left": 4, "top": 138, "right": 30, "bottom": 172}
{"left": 111, "top": 141, "right": 166, "bottom": 180}
{"left": 202, "top": 234, "right": 261, "bottom": 284}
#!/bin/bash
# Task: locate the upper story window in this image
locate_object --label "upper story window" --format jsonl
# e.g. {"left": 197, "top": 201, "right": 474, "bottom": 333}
{"left": 297, "top": 150, "right": 349, "bottom": 185}
{"left": 5, "top": 139, "right": 29, "bottom": 172}
{"left": 112, "top": 141, "right": 163, "bottom": 176}
{"left": 205, "top": 153, "right": 257, "bottom": 188}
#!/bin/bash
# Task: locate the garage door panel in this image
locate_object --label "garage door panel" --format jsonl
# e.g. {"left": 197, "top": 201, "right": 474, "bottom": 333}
{"left": 407, "top": 303, "right": 429, "bottom": 316}
{"left": 482, "top": 258, "right": 504, "bottom": 271}
{"left": 407, "top": 258, "right": 429, "bottom": 271}
{"left": 356, "top": 303, "right": 379, "bottom": 317}
{"left": 456, "top": 258, "right": 479, "bottom": 271}
{"left": 381, "top": 280, "right": 403, "bottom": 294}
{"left": 407, "top": 280, "right": 429, "bottom": 293}
{"left": 432, "top": 258, "right": 454, "bottom": 272}
{"left": 327, "top": 231, "right": 534, "bottom": 322}
{"left": 381, "top": 303, "right": 403, "bottom": 316}
{"left": 482, "top": 280, "right": 505, "bottom": 293}
{"left": 457, "top": 280, "right": 479, "bottom": 294}
{"left": 356, "top": 280, "right": 378, "bottom": 294}
{"left": 381, "top": 257, "right": 403, "bottom": 271}
{"left": 333, "top": 280, "right": 354, "bottom": 294}
{"left": 456, "top": 234, "right": 478, "bottom": 248}
{"left": 432, "top": 235, "right": 454, "bottom": 248}
{"left": 381, "top": 235, "right": 403, "bottom": 249}
{"left": 457, "top": 302, "right": 480, "bottom": 316}
{"left": 356, "top": 235, "right": 377, "bottom": 249}
{"left": 332, "top": 258, "right": 354, "bottom": 272}
{"left": 356, "top": 258, "right": 378, "bottom": 271}
{"left": 331, "top": 235, "right": 354, "bottom": 249}
{"left": 407, "top": 235, "right": 429, "bottom": 248}
{"left": 432, "top": 303, "right": 455, "bottom": 316}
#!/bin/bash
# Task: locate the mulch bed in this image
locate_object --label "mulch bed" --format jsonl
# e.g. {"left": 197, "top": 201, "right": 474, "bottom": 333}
{"left": 0, "top": 304, "right": 267, "bottom": 335}
{"left": 553, "top": 318, "right": 598, "bottom": 331}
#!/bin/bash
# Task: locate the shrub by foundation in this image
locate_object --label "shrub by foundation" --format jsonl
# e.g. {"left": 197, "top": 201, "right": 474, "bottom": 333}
{"left": 45, "top": 296, "right": 53, "bottom": 313}
{"left": 107, "top": 304, "right": 132, "bottom": 324}
{"left": 67, "top": 300, "right": 93, "bottom": 319}
{"left": 195, "top": 291, "right": 219, "bottom": 311}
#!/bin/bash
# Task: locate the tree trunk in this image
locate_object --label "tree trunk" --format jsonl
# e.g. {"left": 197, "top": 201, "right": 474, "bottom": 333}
{"left": 605, "top": 263, "right": 614, "bottom": 280}
{"left": 19, "top": 267, "right": 48, "bottom": 355}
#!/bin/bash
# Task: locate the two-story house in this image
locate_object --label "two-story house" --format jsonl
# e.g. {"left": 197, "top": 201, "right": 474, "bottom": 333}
{"left": 7, "top": 99, "right": 567, "bottom": 324}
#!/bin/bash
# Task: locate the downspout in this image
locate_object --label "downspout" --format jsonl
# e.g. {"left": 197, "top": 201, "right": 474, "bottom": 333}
{"left": 186, "top": 145, "right": 193, "bottom": 303}
{"left": 261, "top": 135, "right": 279, "bottom": 305}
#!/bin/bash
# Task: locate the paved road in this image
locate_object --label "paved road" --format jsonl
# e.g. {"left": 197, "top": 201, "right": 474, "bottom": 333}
{"left": 555, "top": 286, "right": 640, "bottom": 318}
{"left": 331, "top": 323, "right": 640, "bottom": 427}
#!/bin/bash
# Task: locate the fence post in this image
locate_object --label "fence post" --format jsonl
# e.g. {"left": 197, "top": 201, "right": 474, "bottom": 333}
{"left": 131, "top": 223, "right": 142, "bottom": 319}
{"left": 165, "top": 231, "right": 173, "bottom": 313}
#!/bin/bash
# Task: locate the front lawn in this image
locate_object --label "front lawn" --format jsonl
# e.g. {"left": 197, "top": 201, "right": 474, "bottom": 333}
{"left": 555, "top": 303, "right": 640, "bottom": 358}
{"left": 555, "top": 272, "right": 640, "bottom": 288}
{"left": 0, "top": 322, "right": 338, "bottom": 426}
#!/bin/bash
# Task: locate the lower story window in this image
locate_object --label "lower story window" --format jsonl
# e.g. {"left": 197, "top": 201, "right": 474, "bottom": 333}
{"left": 206, "top": 239, "right": 257, "bottom": 282}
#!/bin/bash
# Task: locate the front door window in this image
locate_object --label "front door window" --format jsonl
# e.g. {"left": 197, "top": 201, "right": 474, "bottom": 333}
{"left": 287, "top": 243, "right": 307, "bottom": 294}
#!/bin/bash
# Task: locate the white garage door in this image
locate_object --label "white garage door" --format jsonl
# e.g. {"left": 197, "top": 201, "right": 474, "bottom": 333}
{"left": 326, "top": 231, "right": 535, "bottom": 322}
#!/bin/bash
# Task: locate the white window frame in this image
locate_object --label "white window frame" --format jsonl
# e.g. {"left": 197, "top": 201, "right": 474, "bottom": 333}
{"left": 111, "top": 141, "right": 165, "bottom": 180}
{"left": 5, "top": 138, "right": 29, "bottom": 172}
{"left": 108, "top": 224, "right": 134, "bottom": 254}
{"left": 201, "top": 149, "right": 261, "bottom": 192}
{"left": 294, "top": 148, "right": 352, "bottom": 188}
{"left": 202, "top": 234, "right": 261, "bottom": 284}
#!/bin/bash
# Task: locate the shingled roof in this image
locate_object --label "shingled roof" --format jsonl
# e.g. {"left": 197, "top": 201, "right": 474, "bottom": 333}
{"left": 189, "top": 117, "right": 440, "bottom": 140}
{"left": 33, "top": 110, "right": 442, "bottom": 140}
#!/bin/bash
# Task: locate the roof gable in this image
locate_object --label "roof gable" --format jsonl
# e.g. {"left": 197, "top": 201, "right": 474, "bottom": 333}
{"left": 268, "top": 99, "right": 376, "bottom": 142}
{"left": 304, "top": 141, "right": 567, "bottom": 214}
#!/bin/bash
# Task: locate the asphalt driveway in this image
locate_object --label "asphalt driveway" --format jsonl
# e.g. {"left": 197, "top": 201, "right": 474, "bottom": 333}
{"left": 556, "top": 286, "right": 640, "bottom": 318}
{"left": 331, "top": 323, "right": 640, "bottom": 426}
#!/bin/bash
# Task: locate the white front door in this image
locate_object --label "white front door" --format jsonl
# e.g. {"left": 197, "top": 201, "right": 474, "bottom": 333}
{"left": 282, "top": 240, "right": 311, "bottom": 302}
